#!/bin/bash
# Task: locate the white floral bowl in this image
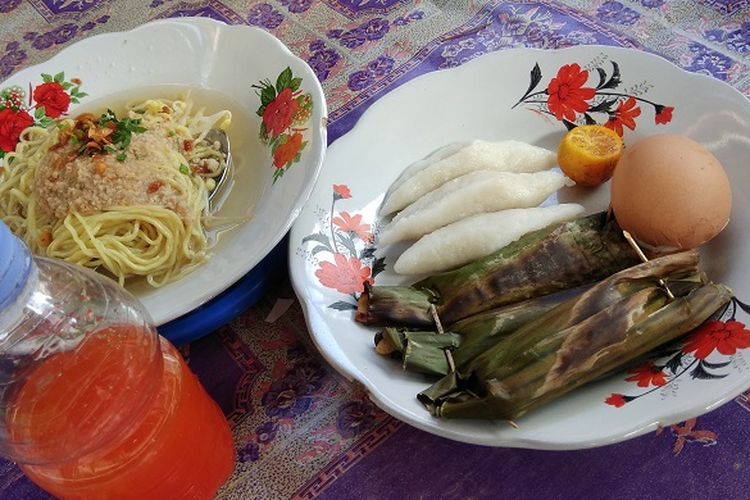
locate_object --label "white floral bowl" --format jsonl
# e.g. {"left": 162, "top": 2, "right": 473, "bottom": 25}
{"left": 0, "top": 17, "right": 327, "bottom": 326}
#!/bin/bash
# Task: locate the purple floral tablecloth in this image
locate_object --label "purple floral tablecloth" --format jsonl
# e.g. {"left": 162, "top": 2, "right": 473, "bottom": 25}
{"left": 2, "top": 1, "right": 750, "bottom": 499}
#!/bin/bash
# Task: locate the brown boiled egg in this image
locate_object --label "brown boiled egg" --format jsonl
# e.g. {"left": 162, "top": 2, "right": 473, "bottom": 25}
{"left": 610, "top": 134, "right": 731, "bottom": 250}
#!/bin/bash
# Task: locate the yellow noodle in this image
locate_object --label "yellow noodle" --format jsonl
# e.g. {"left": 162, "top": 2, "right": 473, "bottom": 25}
{"left": 0, "top": 96, "right": 231, "bottom": 287}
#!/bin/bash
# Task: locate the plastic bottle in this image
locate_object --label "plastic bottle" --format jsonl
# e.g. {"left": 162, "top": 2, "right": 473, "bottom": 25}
{"left": 0, "top": 221, "right": 235, "bottom": 498}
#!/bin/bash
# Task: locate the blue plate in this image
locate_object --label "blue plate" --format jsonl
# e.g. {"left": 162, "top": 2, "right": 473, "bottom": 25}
{"left": 157, "top": 236, "right": 288, "bottom": 345}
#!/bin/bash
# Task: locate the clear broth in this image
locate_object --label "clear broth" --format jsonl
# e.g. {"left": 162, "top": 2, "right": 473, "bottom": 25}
{"left": 71, "top": 85, "right": 265, "bottom": 287}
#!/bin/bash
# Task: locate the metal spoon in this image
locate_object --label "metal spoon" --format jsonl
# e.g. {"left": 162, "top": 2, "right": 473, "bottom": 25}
{"left": 205, "top": 129, "right": 232, "bottom": 213}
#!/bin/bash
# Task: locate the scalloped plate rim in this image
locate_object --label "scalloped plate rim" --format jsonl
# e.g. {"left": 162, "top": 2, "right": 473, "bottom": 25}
{"left": 290, "top": 44, "right": 750, "bottom": 449}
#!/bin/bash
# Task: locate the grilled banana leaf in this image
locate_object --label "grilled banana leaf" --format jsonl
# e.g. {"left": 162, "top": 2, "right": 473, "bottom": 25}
{"left": 374, "top": 288, "right": 582, "bottom": 377}
{"left": 357, "top": 212, "right": 639, "bottom": 327}
{"left": 418, "top": 251, "right": 732, "bottom": 420}
{"left": 374, "top": 328, "right": 460, "bottom": 376}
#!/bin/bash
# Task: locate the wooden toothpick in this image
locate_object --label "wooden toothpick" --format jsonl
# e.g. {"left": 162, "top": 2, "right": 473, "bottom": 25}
{"left": 622, "top": 230, "right": 674, "bottom": 299}
{"left": 430, "top": 304, "right": 456, "bottom": 373}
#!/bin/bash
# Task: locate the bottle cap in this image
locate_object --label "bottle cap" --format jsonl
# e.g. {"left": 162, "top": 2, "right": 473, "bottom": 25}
{"left": 0, "top": 222, "right": 31, "bottom": 312}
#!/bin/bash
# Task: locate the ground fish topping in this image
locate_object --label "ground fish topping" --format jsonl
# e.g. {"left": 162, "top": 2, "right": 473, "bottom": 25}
{"left": 34, "top": 125, "right": 191, "bottom": 221}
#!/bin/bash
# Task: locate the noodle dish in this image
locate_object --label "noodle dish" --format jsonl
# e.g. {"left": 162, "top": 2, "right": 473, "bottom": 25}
{"left": 0, "top": 18, "right": 327, "bottom": 327}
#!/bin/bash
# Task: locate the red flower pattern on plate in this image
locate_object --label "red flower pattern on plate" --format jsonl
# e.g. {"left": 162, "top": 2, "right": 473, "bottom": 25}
{"left": 604, "top": 306, "right": 750, "bottom": 409}
{"left": 315, "top": 253, "right": 373, "bottom": 295}
{"left": 655, "top": 105, "right": 674, "bottom": 125}
{"left": 604, "top": 96, "right": 641, "bottom": 137}
{"left": 333, "top": 212, "right": 372, "bottom": 243}
{"left": 273, "top": 132, "right": 304, "bottom": 169}
{"left": 514, "top": 57, "right": 674, "bottom": 134}
{"left": 333, "top": 184, "right": 351, "bottom": 200}
{"left": 546, "top": 63, "right": 596, "bottom": 122}
{"left": 301, "top": 185, "right": 384, "bottom": 311}
{"left": 624, "top": 361, "right": 667, "bottom": 388}
{"left": 0, "top": 108, "right": 33, "bottom": 153}
{"left": 682, "top": 320, "right": 750, "bottom": 360}
{"left": 32, "top": 82, "right": 71, "bottom": 118}
{"left": 254, "top": 67, "right": 313, "bottom": 182}
{"left": 263, "top": 87, "right": 299, "bottom": 139}
{"left": 605, "top": 393, "right": 627, "bottom": 408}
{"left": 0, "top": 72, "right": 85, "bottom": 158}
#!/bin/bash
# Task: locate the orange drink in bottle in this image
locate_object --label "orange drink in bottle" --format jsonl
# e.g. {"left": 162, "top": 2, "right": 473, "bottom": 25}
{"left": 6, "top": 326, "right": 235, "bottom": 499}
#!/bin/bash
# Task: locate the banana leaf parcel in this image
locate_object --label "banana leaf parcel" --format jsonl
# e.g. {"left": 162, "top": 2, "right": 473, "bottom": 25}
{"left": 417, "top": 250, "right": 732, "bottom": 421}
{"left": 374, "top": 288, "right": 585, "bottom": 376}
{"left": 357, "top": 212, "right": 640, "bottom": 328}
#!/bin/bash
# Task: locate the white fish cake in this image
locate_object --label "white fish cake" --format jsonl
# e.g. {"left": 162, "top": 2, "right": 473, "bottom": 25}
{"left": 393, "top": 204, "right": 585, "bottom": 275}
{"left": 378, "top": 170, "right": 571, "bottom": 245}
{"left": 384, "top": 142, "right": 467, "bottom": 200}
{"left": 380, "top": 140, "right": 557, "bottom": 215}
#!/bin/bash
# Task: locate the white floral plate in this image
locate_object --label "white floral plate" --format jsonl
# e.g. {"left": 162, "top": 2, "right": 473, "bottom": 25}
{"left": 289, "top": 45, "right": 750, "bottom": 449}
{"left": 0, "top": 18, "right": 327, "bottom": 327}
